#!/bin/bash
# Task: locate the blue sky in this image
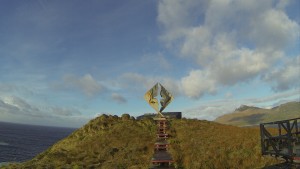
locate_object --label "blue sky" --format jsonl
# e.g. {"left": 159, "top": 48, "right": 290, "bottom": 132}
{"left": 0, "top": 0, "right": 299, "bottom": 128}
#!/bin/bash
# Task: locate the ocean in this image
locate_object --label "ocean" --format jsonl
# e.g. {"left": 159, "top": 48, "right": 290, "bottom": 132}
{"left": 0, "top": 121, "right": 75, "bottom": 164}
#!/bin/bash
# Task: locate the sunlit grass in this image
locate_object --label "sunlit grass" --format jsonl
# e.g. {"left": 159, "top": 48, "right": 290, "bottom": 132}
{"left": 1, "top": 116, "right": 282, "bottom": 169}
{"left": 168, "top": 119, "right": 279, "bottom": 169}
{"left": 2, "top": 114, "right": 156, "bottom": 169}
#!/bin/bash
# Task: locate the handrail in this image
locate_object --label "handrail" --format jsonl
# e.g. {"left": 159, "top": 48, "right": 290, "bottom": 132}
{"left": 260, "top": 117, "right": 300, "bottom": 163}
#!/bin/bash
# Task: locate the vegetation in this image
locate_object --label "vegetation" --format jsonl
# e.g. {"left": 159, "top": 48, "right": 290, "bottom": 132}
{"left": 3, "top": 114, "right": 156, "bottom": 169}
{"left": 215, "top": 101, "right": 300, "bottom": 126}
{"left": 168, "top": 119, "right": 279, "bottom": 169}
{"left": 2, "top": 115, "right": 283, "bottom": 169}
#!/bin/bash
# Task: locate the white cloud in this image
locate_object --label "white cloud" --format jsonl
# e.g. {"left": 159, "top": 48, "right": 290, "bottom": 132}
{"left": 210, "top": 48, "right": 270, "bottom": 85}
{"left": 225, "top": 92, "right": 233, "bottom": 98}
{"left": 183, "top": 89, "right": 299, "bottom": 120}
{"left": 111, "top": 93, "right": 127, "bottom": 104}
{"left": 264, "top": 56, "right": 300, "bottom": 91}
{"left": 120, "top": 72, "right": 182, "bottom": 97}
{"left": 121, "top": 72, "right": 154, "bottom": 90}
{"left": 0, "top": 96, "right": 67, "bottom": 118}
{"left": 181, "top": 70, "right": 216, "bottom": 99}
{"left": 183, "top": 99, "right": 240, "bottom": 120}
{"left": 158, "top": 0, "right": 300, "bottom": 98}
{"left": 0, "top": 96, "right": 45, "bottom": 117}
{"left": 0, "top": 95, "right": 87, "bottom": 127}
{"left": 51, "top": 107, "right": 82, "bottom": 116}
{"left": 246, "top": 89, "right": 300, "bottom": 105}
{"left": 63, "top": 74, "right": 105, "bottom": 97}
{"left": 139, "top": 53, "right": 172, "bottom": 70}
{"left": 250, "top": 9, "right": 299, "bottom": 49}
{"left": 157, "top": 0, "right": 209, "bottom": 45}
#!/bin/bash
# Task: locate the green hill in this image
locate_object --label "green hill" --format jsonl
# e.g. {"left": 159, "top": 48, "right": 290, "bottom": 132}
{"left": 2, "top": 115, "right": 279, "bottom": 169}
{"left": 215, "top": 101, "right": 300, "bottom": 126}
{"left": 2, "top": 114, "right": 157, "bottom": 169}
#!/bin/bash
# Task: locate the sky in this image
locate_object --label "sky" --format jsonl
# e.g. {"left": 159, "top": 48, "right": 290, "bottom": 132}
{"left": 0, "top": 0, "right": 299, "bottom": 128}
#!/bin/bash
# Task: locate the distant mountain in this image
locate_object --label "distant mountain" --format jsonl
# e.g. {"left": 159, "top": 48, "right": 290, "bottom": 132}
{"left": 215, "top": 101, "right": 300, "bottom": 126}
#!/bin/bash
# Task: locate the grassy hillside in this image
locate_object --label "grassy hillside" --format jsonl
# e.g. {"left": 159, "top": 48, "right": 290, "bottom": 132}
{"left": 2, "top": 116, "right": 281, "bottom": 169}
{"left": 215, "top": 101, "right": 300, "bottom": 126}
{"left": 168, "top": 119, "right": 278, "bottom": 169}
{"left": 2, "top": 114, "right": 156, "bottom": 169}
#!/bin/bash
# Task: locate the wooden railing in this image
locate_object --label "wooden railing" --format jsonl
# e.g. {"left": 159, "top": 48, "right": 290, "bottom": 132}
{"left": 260, "top": 117, "right": 300, "bottom": 162}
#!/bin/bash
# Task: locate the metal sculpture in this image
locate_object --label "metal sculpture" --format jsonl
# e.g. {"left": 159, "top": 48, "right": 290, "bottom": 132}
{"left": 144, "top": 83, "right": 174, "bottom": 117}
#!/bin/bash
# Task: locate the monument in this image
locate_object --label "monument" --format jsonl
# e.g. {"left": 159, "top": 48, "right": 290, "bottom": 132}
{"left": 145, "top": 83, "right": 175, "bottom": 168}
{"left": 144, "top": 83, "right": 174, "bottom": 118}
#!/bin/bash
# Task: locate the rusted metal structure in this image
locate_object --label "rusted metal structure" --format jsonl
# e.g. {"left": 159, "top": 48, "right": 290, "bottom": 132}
{"left": 260, "top": 118, "right": 300, "bottom": 163}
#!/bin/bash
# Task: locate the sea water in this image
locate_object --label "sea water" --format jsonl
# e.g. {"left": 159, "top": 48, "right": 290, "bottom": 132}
{"left": 0, "top": 121, "right": 75, "bottom": 163}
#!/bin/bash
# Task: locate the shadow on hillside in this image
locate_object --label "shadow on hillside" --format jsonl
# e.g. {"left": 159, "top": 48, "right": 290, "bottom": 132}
{"left": 262, "top": 162, "right": 300, "bottom": 169}
{"left": 229, "top": 114, "right": 265, "bottom": 124}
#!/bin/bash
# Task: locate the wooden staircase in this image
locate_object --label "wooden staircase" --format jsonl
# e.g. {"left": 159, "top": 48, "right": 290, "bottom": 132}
{"left": 150, "top": 117, "right": 175, "bottom": 169}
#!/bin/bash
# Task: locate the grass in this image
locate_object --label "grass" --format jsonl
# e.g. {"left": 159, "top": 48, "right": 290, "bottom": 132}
{"left": 2, "top": 115, "right": 282, "bottom": 169}
{"left": 168, "top": 119, "right": 279, "bottom": 169}
{"left": 2, "top": 114, "right": 156, "bottom": 169}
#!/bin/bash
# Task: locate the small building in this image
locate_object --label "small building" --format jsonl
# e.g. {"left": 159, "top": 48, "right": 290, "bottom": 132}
{"left": 136, "top": 112, "right": 182, "bottom": 120}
